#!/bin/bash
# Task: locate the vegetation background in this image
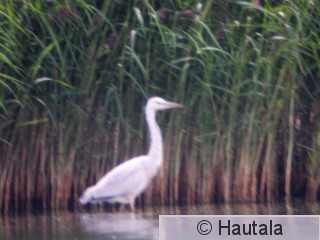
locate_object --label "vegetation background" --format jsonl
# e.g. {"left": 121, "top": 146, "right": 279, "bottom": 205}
{"left": 0, "top": 0, "right": 319, "bottom": 212}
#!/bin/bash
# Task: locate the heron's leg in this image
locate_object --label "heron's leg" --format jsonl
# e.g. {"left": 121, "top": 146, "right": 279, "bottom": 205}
{"left": 129, "top": 197, "right": 135, "bottom": 212}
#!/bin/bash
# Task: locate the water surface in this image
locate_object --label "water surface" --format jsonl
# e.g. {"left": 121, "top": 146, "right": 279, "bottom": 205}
{"left": 1, "top": 203, "right": 319, "bottom": 240}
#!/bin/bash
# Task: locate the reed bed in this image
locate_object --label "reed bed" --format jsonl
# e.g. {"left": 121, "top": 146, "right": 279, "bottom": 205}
{"left": 0, "top": 0, "right": 319, "bottom": 212}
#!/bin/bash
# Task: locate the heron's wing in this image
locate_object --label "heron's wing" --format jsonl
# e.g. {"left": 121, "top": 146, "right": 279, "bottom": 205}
{"left": 92, "top": 155, "right": 149, "bottom": 200}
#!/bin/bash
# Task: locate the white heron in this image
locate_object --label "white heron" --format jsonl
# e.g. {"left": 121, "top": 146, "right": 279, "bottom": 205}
{"left": 79, "top": 97, "right": 183, "bottom": 210}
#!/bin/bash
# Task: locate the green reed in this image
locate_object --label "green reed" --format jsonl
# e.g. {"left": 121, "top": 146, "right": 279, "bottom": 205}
{"left": 0, "top": 0, "right": 319, "bottom": 212}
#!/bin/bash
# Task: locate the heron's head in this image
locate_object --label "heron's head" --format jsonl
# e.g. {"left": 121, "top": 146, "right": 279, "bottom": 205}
{"left": 146, "top": 97, "right": 183, "bottom": 112}
{"left": 79, "top": 186, "right": 95, "bottom": 205}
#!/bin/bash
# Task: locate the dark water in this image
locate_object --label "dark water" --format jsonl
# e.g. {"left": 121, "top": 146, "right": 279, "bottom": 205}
{"left": 1, "top": 203, "right": 320, "bottom": 240}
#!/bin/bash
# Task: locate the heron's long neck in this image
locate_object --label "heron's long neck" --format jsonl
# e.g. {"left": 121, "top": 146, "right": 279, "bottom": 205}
{"left": 146, "top": 108, "right": 163, "bottom": 172}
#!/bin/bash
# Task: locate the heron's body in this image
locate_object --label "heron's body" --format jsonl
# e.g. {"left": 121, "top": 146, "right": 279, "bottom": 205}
{"left": 79, "top": 97, "right": 182, "bottom": 210}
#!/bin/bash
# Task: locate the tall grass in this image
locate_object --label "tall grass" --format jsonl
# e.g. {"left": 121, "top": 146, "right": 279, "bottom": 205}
{"left": 0, "top": 0, "right": 319, "bottom": 212}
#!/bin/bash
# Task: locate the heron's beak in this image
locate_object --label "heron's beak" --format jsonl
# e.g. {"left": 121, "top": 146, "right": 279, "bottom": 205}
{"left": 166, "top": 102, "right": 184, "bottom": 109}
